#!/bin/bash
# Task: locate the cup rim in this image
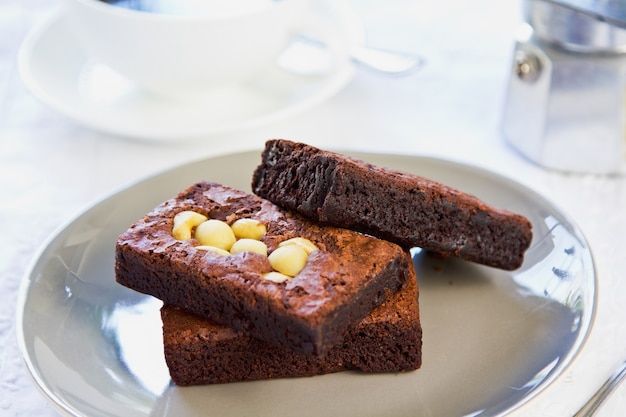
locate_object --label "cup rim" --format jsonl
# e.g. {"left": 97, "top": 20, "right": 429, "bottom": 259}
{"left": 66, "top": 0, "right": 295, "bottom": 22}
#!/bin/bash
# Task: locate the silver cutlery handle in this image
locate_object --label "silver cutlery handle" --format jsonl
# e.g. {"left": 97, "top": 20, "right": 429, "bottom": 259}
{"left": 573, "top": 360, "right": 626, "bottom": 417}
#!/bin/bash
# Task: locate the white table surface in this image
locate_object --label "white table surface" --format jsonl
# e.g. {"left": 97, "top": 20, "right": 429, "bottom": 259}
{"left": 1, "top": 0, "right": 625, "bottom": 416}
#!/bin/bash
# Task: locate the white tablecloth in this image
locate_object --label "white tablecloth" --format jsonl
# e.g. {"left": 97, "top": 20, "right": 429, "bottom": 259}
{"left": 1, "top": 0, "right": 625, "bottom": 416}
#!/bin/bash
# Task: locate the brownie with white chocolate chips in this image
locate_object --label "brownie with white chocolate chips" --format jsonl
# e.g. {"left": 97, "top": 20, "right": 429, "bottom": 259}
{"left": 115, "top": 181, "right": 412, "bottom": 356}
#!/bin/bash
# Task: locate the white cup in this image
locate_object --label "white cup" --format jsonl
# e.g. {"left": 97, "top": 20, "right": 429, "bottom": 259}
{"left": 63, "top": 0, "right": 347, "bottom": 99}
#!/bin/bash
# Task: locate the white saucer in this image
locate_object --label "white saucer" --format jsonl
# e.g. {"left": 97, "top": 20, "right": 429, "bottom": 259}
{"left": 18, "top": 4, "right": 361, "bottom": 142}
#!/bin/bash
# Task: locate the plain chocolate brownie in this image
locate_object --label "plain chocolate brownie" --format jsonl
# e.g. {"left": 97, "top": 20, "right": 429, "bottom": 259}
{"left": 252, "top": 140, "right": 533, "bottom": 270}
{"left": 162, "top": 262, "right": 422, "bottom": 385}
{"left": 115, "top": 182, "right": 411, "bottom": 356}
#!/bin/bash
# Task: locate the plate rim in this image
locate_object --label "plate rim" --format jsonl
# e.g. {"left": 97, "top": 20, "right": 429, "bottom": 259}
{"left": 15, "top": 149, "right": 598, "bottom": 417}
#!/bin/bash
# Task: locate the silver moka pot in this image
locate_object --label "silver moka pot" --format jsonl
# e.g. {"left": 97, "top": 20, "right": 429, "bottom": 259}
{"left": 502, "top": 0, "right": 626, "bottom": 174}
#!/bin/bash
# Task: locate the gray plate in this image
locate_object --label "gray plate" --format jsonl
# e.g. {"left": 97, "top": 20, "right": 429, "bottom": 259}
{"left": 16, "top": 151, "right": 596, "bottom": 417}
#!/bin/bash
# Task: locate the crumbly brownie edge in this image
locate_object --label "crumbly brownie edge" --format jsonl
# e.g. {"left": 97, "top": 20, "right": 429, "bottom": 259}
{"left": 161, "top": 268, "right": 422, "bottom": 385}
{"left": 115, "top": 239, "right": 411, "bottom": 356}
{"left": 252, "top": 139, "right": 533, "bottom": 270}
{"left": 251, "top": 140, "right": 335, "bottom": 216}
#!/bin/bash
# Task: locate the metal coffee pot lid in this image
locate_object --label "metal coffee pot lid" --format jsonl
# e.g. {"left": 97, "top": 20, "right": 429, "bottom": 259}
{"left": 524, "top": 0, "right": 626, "bottom": 52}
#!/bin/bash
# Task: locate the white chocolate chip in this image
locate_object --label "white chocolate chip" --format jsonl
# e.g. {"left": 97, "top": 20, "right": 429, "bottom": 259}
{"left": 268, "top": 245, "right": 308, "bottom": 277}
{"left": 196, "top": 245, "right": 231, "bottom": 256}
{"left": 278, "top": 237, "right": 318, "bottom": 255}
{"left": 195, "top": 219, "right": 236, "bottom": 251}
{"left": 230, "top": 218, "right": 267, "bottom": 240}
{"left": 172, "top": 211, "right": 208, "bottom": 240}
{"left": 263, "top": 271, "right": 291, "bottom": 283}
{"left": 230, "top": 238, "right": 268, "bottom": 256}
{"left": 175, "top": 213, "right": 318, "bottom": 279}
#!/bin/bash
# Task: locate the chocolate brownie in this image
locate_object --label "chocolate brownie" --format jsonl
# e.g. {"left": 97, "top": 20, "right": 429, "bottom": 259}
{"left": 115, "top": 181, "right": 411, "bottom": 355}
{"left": 252, "top": 140, "right": 533, "bottom": 270}
{"left": 161, "top": 263, "right": 421, "bottom": 385}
